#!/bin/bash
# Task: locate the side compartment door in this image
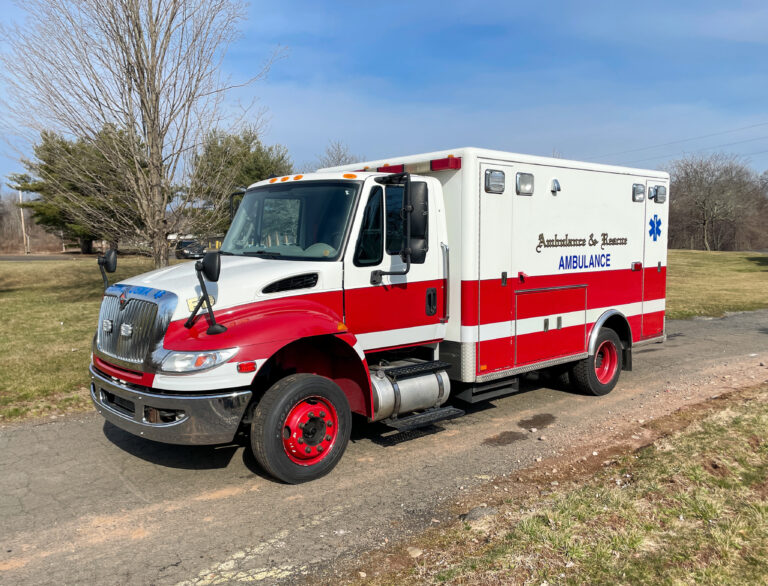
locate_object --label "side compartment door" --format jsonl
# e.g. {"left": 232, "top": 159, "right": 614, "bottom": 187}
{"left": 642, "top": 179, "right": 669, "bottom": 338}
{"left": 476, "top": 163, "right": 514, "bottom": 375}
{"left": 343, "top": 179, "right": 443, "bottom": 351}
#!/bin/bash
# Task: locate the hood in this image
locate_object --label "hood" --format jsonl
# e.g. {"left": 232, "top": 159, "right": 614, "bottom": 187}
{"left": 117, "top": 256, "right": 342, "bottom": 321}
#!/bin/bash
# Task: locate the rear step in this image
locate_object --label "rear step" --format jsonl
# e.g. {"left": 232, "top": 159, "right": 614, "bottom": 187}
{"left": 375, "top": 359, "right": 452, "bottom": 381}
{"left": 383, "top": 405, "right": 465, "bottom": 432}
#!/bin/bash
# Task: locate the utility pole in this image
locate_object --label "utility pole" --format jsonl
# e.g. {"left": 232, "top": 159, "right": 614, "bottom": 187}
{"left": 18, "top": 190, "right": 30, "bottom": 254}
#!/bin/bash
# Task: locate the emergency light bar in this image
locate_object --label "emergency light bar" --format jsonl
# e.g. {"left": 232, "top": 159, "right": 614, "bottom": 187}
{"left": 357, "top": 156, "right": 462, "bottom": 174}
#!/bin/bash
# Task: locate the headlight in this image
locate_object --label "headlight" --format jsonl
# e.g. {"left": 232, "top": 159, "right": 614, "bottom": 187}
{"left": 160, "top": 348, "right": 238, "bottom": 374}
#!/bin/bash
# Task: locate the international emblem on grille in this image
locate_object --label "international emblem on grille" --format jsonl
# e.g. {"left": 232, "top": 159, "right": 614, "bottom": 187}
{"left": 119, "top": 290, "right": 128, "bottom": 310}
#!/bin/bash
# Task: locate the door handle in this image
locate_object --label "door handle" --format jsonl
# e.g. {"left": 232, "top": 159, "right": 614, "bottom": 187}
{"left": 426, "top": 288, "right": 437, "bottom": 316}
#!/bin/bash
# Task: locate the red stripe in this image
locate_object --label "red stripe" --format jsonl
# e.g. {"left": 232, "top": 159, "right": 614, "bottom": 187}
{"left": 345, "top": 278, "right": 444, "bottom": 335}
{"left": 462, "top": 267, "right": 666, "bottom": 326}
{"left": 94, "top": 356, "right": 155, "bottom": 387}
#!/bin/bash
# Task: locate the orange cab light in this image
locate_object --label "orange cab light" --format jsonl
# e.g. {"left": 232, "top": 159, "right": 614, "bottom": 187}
{"left": 269, "top": 178, "right": 278, "bottom": 183}
{"left": 280, "top": 176, "right": 290, "bottom": 182}
{"left": 343, "top": 173, "right": 358, "bottom": 179}
{"left": 293, "top": 174, "right": 304, "bottom": 180}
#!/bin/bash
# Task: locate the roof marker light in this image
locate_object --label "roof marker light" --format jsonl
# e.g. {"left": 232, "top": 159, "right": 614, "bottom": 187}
{"left": 343, "top": 173, "right": 358, "bottom": 179}
{"left": 280, "top": 176, "right": 290, "bottom": 182}
{"left": 293, "top": 174, "right": 303, "bottom": 180}
{"left": 430, "top": 156, "right": 462, "bottom": 171}
{"left": 378, "top": 164, "right": 404, "bottom": 173}
{"left": 269, "top": 178, "right": 278, "bottom": 183}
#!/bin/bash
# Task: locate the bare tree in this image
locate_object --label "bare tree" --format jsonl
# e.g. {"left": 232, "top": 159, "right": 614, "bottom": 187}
{"left": 314, "top": 140, "right": 364, "bottom": 170}
{"left": 1, "top": 0, "right": 276, "bottom": 267}
{"left": 667, "top": 153, "right": 768, "bottom": 251}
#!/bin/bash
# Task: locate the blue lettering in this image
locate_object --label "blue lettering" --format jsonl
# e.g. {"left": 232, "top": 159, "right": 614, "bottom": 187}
{"left": 606, "top": 253, "right": 611, "bottom": 267}
{"left": 559, "top": 256, "right": 565, "bottom": 270}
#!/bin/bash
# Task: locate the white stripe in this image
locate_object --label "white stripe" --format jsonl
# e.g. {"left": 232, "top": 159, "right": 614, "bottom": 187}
{"left": 153, "top": 360, "right": 264, "bottom": 391}
{"left": 458, "top": 299, "right": 665, "bottom": 343}
{"left": 357, "top": 323, "right": 445, "bottom": 351}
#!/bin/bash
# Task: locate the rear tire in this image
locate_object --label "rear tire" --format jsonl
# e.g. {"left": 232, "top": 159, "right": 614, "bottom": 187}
{"left": 571, "top": 328, "right": 622, "bottom": 396}
{"left": 250, "top": 374, "right": 351, "bottom": 484}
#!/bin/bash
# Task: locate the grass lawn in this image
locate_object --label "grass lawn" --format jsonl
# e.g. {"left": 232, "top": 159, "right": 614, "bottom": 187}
{"left": 360, "top": 384, "right": 768, "bottom": 584}
{"left": 0, "top": 250, "right": 766, "bottom": 421}
{"left": 666, "top": 250, "right": 768, "bottom": 319}
{"left": 0, "top": 255, "right": 171, "bottom": 420}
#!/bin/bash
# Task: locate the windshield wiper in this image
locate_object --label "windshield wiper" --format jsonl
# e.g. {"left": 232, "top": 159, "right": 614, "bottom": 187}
{"left": 219, "top": 250, "right": 235, "bottom": 255}
{"left": 242, "top": 250, "right": 282, "bottom": 258}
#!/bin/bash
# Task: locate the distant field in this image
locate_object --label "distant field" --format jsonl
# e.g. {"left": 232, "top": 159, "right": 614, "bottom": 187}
{"left": 0, "top": 250, "right": 766, "bottom": 420}
{"left": 666, "top": 250, "right": 768, "bottom": 319}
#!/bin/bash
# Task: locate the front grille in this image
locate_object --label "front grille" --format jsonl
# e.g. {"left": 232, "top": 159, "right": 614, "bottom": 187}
{"left": 97, "top": 295, "right": 159, "bottom": 363}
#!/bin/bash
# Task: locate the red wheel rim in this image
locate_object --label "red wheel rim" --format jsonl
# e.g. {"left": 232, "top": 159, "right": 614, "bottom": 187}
{"left": 594, "top": 340, "right": 618, "bottom": 384}
{"left": 282, "top": 396, "right": 339, "bottom": 466}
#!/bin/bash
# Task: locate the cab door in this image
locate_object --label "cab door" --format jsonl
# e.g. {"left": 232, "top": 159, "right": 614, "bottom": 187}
{"left": 343, "top": 178, "right": 444, "bottom": 351}
{"left": 642, "top": 180, "right": 669, "bottom": 338}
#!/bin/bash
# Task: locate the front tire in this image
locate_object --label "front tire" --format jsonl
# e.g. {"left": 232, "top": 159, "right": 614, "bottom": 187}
{"left": 571, "top": 328, "right": 623, "bottom": 396}
{"left": 250, "top": 374, "right": 351, "bottom": 484}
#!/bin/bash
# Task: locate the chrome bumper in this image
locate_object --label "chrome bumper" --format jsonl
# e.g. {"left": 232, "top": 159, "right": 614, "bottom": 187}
{"left": 90, "top": 365, "right": 252, "bottom": 445}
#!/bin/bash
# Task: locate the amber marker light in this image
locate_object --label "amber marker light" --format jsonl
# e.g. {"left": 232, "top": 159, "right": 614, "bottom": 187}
{"left": 342, "top": 173, "right": 357, "bottom": 179}
{"left": 269, "top": 178, "right": 278, "bottom": 183}
{"left": 293, "top": 174, "right": 304, "bottom": 180}
{"left": 280, "top": 176, "right": 290, "bottom": 182}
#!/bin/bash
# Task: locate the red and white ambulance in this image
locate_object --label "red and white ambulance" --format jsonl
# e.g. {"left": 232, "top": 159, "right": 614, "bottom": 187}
{"left": 90, "top": 147, "right": 668, "bottom": 483}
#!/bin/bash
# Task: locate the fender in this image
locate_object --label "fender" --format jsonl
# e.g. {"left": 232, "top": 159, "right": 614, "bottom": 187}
{"left": 588, "top": 309, "right": 633, "bottom": 355}
{"left": 163, "top": 293, "right": 346, "bottom": 353}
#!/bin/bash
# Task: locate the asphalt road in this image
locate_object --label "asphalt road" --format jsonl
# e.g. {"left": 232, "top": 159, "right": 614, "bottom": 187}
{"left": 1, "top": 311, "right": 767, "bottom": 585}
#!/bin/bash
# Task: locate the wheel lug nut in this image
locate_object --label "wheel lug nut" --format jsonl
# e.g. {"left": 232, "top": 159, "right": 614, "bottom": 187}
{"left": 325, "top": 435, "right": 332, "bottom": 441}
{"left": 308, "top": 411, "right": 314, "bottom": 417}
{"left": 317, "top": 445, "right": 323, "bottom": 452}
{"left": 320, "top": 411, "right": 326, "bottom": 418}
{"left": 305, "top": 446, "right": 311, "bottom": 454}
{"left": 298, "top": 438, "right": 304, "bottom": 444}
{"left": 326, "top": 421, "right": 333, "bottom": 427}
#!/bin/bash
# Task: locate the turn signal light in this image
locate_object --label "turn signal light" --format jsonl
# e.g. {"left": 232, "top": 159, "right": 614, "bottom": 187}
{"left": 237, "top": 361, "right": 257, "bottom": 373}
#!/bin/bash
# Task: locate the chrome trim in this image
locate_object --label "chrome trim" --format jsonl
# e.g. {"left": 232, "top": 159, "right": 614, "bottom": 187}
{"left": 475, "top": 352, "right": 589, "bottom": 383}
{"left": 90, "top": 365, "right": 251, "bottom": 445}
{"left": 633, "top": 334, "right": 666, "bottom": 347}
{"left": 588, "top": 309, "right": 630, "bottom": 355}
{"left": 440, "top": 243, "right": 450, "bottom": 324}
{"left": 94, "top": 284, "right": 178, "bottom": 373}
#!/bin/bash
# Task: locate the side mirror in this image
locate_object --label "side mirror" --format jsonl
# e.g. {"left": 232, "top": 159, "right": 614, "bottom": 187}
{"left": 401, "top": 181, "right": 428, "bottom": 264}
{"left": 198, "top": 251, "right": 221, "bottom": 282}
{"left": 97, "top": 249, "right": 118, "bottom": 291}
{"left": 102, "top": 249, "right": 117, "bottom": 273}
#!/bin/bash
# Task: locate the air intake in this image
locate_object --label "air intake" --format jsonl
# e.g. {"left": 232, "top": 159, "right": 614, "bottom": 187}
{"left": 262, "top": 273, "right": 319, "bottom": 294}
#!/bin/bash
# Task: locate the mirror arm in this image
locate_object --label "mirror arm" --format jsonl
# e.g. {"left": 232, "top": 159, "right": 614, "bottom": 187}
{"left": 98, "top": 260, "right": 109, "bottom": 291}
{"left": 185, "top": 261, "right": 227, "bottom": 334}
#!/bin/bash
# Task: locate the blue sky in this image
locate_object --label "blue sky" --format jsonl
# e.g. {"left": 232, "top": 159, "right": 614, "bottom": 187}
{"left": 3, "top": 0, "right": 768, "bottom": 184}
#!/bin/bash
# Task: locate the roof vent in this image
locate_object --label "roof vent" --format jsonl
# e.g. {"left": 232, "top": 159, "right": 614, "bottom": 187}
{"left": 262, "top": 273, "right": 319, "bottom": 294}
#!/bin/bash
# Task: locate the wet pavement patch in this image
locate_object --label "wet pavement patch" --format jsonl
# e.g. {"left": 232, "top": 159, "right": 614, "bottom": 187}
{"left": 482, "top": 431, "right": 528, "bottom": 446}
{"left": 517, "top": 413, "right": 556, "bottom": 430}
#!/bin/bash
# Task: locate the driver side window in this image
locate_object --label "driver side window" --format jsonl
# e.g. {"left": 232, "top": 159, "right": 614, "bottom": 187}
{"left": 354, "top": 187, "right": 383, "bottom": 266}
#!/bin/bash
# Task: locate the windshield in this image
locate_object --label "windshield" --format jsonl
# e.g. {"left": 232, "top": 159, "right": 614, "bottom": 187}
{"left": 221, "top": 180, "right": 360, "bottom": 260}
